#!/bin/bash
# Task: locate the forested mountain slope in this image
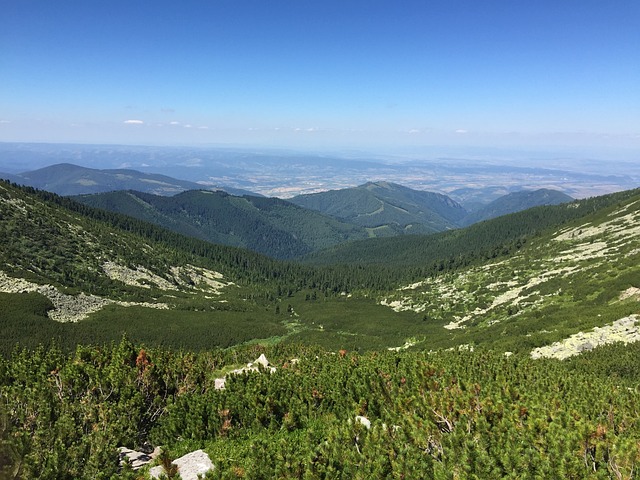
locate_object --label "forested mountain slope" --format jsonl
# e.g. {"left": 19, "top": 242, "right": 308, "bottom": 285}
{"left": 73, "top": 189, "right": 369, "bottom": 259}
{"left": 2, "top": 178, "right": 639, "bottom": 357}
{"left": 0, "top": 180, "right": 439, "bottom": 353}
{"left": 0, "top": 180, "right": 309, "bottom": 352}
{"left": 290, "top": 181, "right": 467, "bottom": 235}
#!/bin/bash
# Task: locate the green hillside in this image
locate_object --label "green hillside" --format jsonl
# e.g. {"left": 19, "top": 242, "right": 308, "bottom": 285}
{"left": 303, "top": 189, "right": 639, "bottom": 268}
{"left": 0, "top": 180, "right": 435, "bottom": 354}
{"left": 289, "top": 181, "right": 467, "bottom": 235}
{"left": 460, "top": 188, "right": 573, "bottom": 226}
{"left": 73, "top": 189, "right": 370, "bottom": 259}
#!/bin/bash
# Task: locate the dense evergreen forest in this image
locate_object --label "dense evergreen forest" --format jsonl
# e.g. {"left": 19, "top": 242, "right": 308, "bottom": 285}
{"left": 2, "top": 339, "right": 640, "bottom": 479}
{"left": 73, "top": 189, "right": 370, "bottom": 260}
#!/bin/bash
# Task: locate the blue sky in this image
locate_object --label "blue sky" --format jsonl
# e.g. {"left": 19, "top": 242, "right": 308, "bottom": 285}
{"left": 1, "top": 0, "right": 639, "bottom": 153}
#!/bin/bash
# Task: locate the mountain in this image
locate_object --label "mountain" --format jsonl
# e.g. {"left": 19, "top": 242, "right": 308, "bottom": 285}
{"left": 289, "top": 181, "right": 467, "bottom": 235}
{"left": 73, "top": 189, "right": 369, "bottom": 259}
{"left": 0, "top": 171, "right": 22, "bottom": 184}
{"left": 460, "top": 188, "right": 573, "bottom": 226}
{"left": 0, "top": 179, "right": 427, "bottom": 355}
{"left": 447, "top": 185, "right": 517, "bottom": 212}
{"left": 8, "top": 162, "right": 259, "bottom": 197}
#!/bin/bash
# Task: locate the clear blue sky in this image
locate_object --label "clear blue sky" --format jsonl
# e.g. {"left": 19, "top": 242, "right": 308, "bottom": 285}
{"left": 1, "top": 0, "right": 639, "bottom": 152}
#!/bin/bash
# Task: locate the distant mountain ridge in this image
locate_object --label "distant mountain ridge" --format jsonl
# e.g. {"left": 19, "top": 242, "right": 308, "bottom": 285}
{"left": 75, "top": 179, "right": 575, "bottom": 259}
{"left": 5, "top": 163, "right": 258, "bottom": 197}
{"left": 460, "top": 188, "right": 574, "bottom": 226}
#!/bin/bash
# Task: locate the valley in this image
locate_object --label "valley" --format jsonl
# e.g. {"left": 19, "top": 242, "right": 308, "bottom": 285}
{"left": 2, "top": 142, "right": 637, "bottom": 202}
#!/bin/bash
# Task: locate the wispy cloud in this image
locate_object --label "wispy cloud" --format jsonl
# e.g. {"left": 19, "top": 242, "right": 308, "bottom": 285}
{"left": 455, "top": 129, "right": 468, "bottom": 134}
{"left": 0, "top": 120, "right": 11, "bottom": 124}
{"left": 124, "top": 119, "right": 144, "bottom": 125}
{"left": 179, "top": 158, "right": 203, "bottom": 167}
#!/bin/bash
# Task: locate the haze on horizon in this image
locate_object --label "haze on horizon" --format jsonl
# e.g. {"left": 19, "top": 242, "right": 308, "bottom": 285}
{"left": 1, "top": 1, "right": 639, "bottom": 158}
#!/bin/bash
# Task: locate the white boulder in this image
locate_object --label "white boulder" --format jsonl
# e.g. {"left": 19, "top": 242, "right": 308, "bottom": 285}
{"left": 149, "top": 449, "right": 214, "bottom": 480}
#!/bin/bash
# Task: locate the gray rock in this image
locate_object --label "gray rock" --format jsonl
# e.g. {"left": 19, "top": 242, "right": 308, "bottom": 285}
{"left": 118, "top": 446, "right": 161, "bottom": 470}
{"left": 213, "top": 355, "right": 275, "bottom": 390}
{"left": 149, "top": 449, "right": 214, "bottom": 480}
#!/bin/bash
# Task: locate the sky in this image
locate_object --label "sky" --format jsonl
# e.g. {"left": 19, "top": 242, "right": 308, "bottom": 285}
{"left": 1, "top": 0, "right": 639, "bottom": 153}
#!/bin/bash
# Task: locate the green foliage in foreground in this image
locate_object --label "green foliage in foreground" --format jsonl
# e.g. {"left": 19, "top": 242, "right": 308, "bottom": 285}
{"left": 2, "top": 340, "right": 640, "bottom": 479}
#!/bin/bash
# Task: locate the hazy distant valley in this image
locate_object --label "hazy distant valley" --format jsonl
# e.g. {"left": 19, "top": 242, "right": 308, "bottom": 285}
{"left": 1, "top": 142, "right": 636, "bottom": 205}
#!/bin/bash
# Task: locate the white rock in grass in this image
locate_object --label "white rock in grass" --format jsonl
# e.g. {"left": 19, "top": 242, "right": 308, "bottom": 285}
{"left": 355, "top": 415, "right": 371, "bottom": 429}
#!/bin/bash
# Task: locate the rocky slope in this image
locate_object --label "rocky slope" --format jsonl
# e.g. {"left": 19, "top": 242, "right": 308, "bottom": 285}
{"left": 380, "top": 195, "right": 640, "bottom": 355}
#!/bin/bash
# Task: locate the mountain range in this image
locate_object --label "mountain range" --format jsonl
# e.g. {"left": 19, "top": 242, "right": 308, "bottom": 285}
{"left": 1, "top": 163, "right": 577, "bottom": 259}
{"left": 289, "top": 181, "right": 467, "bottom": 235}
{"left": 459, "top": 188, "right": 574, "bottom": 226}
{"left": 69, "top": 172, "right": 573, "bottom": 258}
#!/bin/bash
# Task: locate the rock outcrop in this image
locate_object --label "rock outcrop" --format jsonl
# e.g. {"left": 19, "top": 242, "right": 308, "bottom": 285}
{"left": 118, "top": 446, "right": 161, "bottom": 470}
{"left": 355, "top": 415, "right": 371, "bottom": 430}
{"left": 0, "top": 270, "right": 168, "bottom": 322}
{"left": 531, "top": 315, "right": 640, "bottom": 360}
